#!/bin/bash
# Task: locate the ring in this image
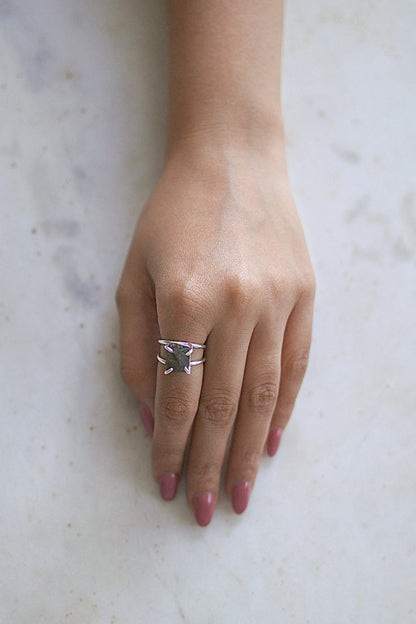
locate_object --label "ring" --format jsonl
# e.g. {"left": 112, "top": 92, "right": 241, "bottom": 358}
{"left": 157, "top": 339, "right": 206, "bottom": 375}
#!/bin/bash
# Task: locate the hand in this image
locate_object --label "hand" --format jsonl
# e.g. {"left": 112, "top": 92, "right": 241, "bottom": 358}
{"left": 116, "top": 138, "right": 315, "bottom": 526}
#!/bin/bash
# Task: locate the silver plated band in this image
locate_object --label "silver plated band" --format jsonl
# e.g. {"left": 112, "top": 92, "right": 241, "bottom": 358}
{"left": 157, "top": 339, "right": 206, "bottom": 375}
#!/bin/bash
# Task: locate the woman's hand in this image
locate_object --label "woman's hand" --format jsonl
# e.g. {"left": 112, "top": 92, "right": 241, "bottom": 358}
{"left": 116, "top": 138, "right": 315, "bottom": 526}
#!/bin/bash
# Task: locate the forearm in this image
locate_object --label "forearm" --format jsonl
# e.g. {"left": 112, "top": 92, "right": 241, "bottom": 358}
{"left": 165, "top": 0, "right": 285, "bottom": 158}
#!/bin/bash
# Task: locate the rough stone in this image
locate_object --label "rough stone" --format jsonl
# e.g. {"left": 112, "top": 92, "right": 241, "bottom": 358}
{"left": 165, "top": 343, "right": 191, "bottom": 373}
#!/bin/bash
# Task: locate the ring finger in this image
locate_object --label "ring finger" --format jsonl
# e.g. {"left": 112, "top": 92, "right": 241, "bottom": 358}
{"left": 225, "top": 312, "right": 287, "bottom": 513}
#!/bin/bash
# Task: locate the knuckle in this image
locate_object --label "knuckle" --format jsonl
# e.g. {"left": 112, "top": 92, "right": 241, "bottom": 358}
{"left": 242, "top": 450, "right": 261, "bottom": 481}
{"left": 297, "top": 270, "right": 316, "bottom": 299}
{"left": 246, "top": 380, "right": 278, "bottom": 411}
{"left": 119, "top": 353, "right": 144, "bottom": 391}
{"left": 115, "top": 284, "right": 130, "bottom": 308}
{"left": 268, "top": 267, "right": 316, "bottom": 305}
{"left": 153, "top": 443, "right": 183, "bottom": 469}
{"left": 160, "top": 391, "right": 195, "bottom": 428}
{"left": 285, "top": 349, "right": 310, "bottom": 382}
{"left": 268, "top": 278, "right": 281, "bottom": 303}
{"left": 157, "top": 278, "right": 208, "bottom": 323}
{"left": 224, "top": 273, "right": 257, "bottom": 314}
{"left": 115, "top": 282, "right": 142, "bottom": 311}
{"left": 120, "top": 364, "right": 140, "bottom": 390}
{"left": 159, "top": 278, "right": 202, "bottom": 308}
{"left": 276, "top": 396, "right": 296, "bottom": 416}
{"left": 199, "top": 392, "right": 238, "bottom": 428}
{"left": 268, "top": 274, "right": 293, "bottom": 304}
{"left": 195, "top": 460, "right": 221, "bottom": 490}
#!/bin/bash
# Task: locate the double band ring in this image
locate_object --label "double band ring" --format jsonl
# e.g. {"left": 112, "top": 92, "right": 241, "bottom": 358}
{"left": 157, "top": 339, "right": 206, "bottom": 375}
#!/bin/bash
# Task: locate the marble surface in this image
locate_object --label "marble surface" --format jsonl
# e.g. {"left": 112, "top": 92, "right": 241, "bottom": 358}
{"left": 1, "top": 1, "right": 415, "bottom": 622}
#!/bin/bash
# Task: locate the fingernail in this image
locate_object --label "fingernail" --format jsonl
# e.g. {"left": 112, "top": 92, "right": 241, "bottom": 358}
{"left": 267, "top": 428, "right": 283, "bottom": 457}
{"left": 139, "top": 404, "right": 154, "bottom": 437}
{"left": 232, "top": 481, "right": 252, "bottom": 514}
{"left": 159, "top": 473, "right": 178, "bottom": 501}
{"left": 193, "top": 493, "right": 215, "bottom": 527}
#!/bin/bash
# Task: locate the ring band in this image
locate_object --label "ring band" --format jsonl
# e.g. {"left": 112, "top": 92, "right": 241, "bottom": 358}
{"left": 157, "top": 339, "right": 206, "bottom": 375}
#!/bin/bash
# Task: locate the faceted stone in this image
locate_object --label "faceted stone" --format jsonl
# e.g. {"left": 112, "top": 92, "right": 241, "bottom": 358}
{"left": 165, "top": 343, "right": 191, "bottom": 373}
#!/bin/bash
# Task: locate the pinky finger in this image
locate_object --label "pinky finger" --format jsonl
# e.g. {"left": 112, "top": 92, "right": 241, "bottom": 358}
{"left": 139, "top": 404, "right": 154, "bottom": 437}
{"left": 266, "top": 298, "right": 314, "bottom": 457}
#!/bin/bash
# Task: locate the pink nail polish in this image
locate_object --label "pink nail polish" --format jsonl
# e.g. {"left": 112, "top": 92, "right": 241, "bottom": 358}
{"left": 267, "top": 428, "right": 283, "bottom": 457}
{"left": 193, "top": 493, "right": 215, "bottom": 527}
{"left": 159, "top": 473, "right": 178, "bottom": 501}
{"left": 139, "top": 404, "right": 154, "bottom": 437}
{"left": 232, "top": 481, "right": 252, "bottom": 514}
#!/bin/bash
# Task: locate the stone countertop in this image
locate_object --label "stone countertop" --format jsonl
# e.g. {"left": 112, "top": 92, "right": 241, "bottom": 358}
{"left": 1, "top": 1, "right": 415, "bottom": 622}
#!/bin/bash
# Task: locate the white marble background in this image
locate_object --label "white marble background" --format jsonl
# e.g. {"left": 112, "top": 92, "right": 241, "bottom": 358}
{"left": 1, "top": 1, "right": 415, "bottom": 622}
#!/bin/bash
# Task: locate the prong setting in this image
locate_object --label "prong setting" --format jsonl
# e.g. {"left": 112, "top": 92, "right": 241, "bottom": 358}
{"left": 157, "top": 339, "right": 206, "bottom": 375}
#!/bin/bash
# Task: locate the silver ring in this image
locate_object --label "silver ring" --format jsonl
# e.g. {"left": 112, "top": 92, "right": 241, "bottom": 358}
{"left": 157, "top": 339, "right": 206, "bottom": 375}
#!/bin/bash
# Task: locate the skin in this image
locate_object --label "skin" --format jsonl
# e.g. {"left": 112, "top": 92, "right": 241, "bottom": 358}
{"left": 116, "top": 0, "right": 316, "bottom": 525}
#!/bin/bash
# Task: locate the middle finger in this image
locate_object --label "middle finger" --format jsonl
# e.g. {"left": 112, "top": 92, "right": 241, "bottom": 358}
{"left": 186, "top": 319, "right": 253, "bottom": 526}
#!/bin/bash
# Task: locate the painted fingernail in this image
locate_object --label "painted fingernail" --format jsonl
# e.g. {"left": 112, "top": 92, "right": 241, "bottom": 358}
{"left": 159, "top": 473, "right": 178, "bottom": 501}
{"left": 267, "top": 428, "right": 283, "bottom": 457}
{"left": 139, "top": 404, "right": 154, "bottom": 437}
{"left": 232, "top": 481, "right": 252, "bottom": 514}
{"left": 193, "top": 493, "right": 215, "bottom": 527}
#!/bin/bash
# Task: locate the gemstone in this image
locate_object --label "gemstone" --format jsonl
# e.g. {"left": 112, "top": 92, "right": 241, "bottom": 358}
{"left": 165, "top": 343, "right": 192, "bottom": 374}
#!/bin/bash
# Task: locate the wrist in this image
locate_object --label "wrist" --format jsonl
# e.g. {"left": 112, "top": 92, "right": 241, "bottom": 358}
{"left": 163, "top": 110, "right": 287, "bottom": 168}
{"left": 161, "top": 122, "right": 291, "bottom": 196}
